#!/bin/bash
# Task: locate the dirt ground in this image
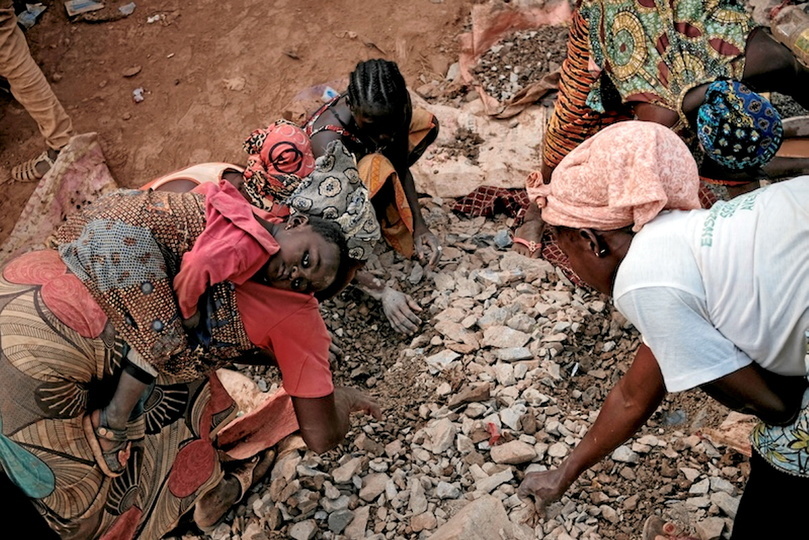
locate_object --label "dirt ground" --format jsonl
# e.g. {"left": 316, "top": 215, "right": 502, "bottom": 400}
{"left": 0, "top": 0, "right": 471, "bottom": 243}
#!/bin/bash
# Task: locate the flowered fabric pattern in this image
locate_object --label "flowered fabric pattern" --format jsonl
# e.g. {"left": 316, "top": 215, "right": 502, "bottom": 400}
{"left": 539, "top": 121, "right": 702, "bottom": 233}
{"left": 242, "top": 120, "right": 316, "bottom": 213}
{"left": 285, "top": 140, "right": 380, "bottom": 261}
{"left": 56, "top": 189, "right": 256, "bottom": 382}
{"left": 696, "top": 79, "right": 783, "bottom": 170}
{"left": 0, "top": 249, "right": 237, "bottom": 538}
{"left": 752, "top": 387, "right": 809, "bottom": 478}
{"left": 583, "top": 0, "right": 753, "bottom": 128}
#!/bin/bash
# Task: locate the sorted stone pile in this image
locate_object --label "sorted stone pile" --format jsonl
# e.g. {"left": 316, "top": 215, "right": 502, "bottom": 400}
{"left": 471, "top": 26, "right": 569, "bottom": 103}
{"left": 440, "top": 128, "right": 485, "bottom": 164}
{"left": 172, "top": 200, "right": 750, "bottom": 540}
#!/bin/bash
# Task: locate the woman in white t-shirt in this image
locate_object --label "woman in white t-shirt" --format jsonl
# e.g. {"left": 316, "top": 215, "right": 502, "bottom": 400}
{"left": 516, "top": 121, "right": 808, "bottom": 540}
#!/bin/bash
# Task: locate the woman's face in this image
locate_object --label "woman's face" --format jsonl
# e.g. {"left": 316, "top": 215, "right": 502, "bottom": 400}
{"left": 353, "top": 112, "right": 396, "bottom": 149}
{"left": 264, "top": 220, "right": 340, "bottom": 294}
{"left": 554, "top": 226, "right": 621, "bottom": 297}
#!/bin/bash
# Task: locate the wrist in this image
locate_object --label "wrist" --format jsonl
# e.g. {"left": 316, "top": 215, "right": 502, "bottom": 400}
{"left": 555, "top": 458, "right": 582, "bottom": 491}
{"left": 413, "top": 221, "right": 429, "bottom": 235}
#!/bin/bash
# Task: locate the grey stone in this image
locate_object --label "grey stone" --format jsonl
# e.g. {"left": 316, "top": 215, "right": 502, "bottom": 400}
{"left": 425, "top": 349, "right": 461, "bottom": 369}
{"left": 474, "top": 467, "right": 513, "bottom": 493}
{"left": 710, "top": 491, "right": 740, "bottom": 519}
{"left": 482, "top": 326, "right": 530, "bottom": 348}
{"left": 494, "top": 347, "right": 533, "bottom": 362}
{"left": 611, "top": 445, "right": 640, "bottom": 464}
{"left": 289, "top": 520, "right": 318, "bottom": 540}
{"left": 328, "top": 509, "right": 355, "bottom": 534}
{"left": 435, "top": 481, "right": 461, "bottom": 499}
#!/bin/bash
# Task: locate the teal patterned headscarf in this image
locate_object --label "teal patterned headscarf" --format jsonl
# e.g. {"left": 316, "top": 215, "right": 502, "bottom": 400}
{"left": 696, "top": 80, "right": 783, "bottom": 171}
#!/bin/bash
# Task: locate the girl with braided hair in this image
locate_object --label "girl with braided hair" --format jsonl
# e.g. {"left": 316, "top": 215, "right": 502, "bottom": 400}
{"left": 303, "top": 58, "right": 442, "bottom": 334}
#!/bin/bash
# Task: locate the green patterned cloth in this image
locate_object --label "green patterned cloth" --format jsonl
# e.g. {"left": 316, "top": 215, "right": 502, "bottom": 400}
{"left": 582, "top": 0, "right": 755, "bottom": 128}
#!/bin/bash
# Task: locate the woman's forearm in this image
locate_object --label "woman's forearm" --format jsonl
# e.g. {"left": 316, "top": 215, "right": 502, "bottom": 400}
{"left": 353, "top": 269, "right": 386, "bottom": 300}
{"left": 557, "top": 344, "right": 666, "bottom": 486}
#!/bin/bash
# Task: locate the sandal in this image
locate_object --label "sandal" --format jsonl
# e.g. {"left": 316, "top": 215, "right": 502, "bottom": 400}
{"left": 512, "top": 236, "right": 541, "bottom": 256}
{"left": 11, "top": 150, "right": 56, "bottom": 182}
{"left": 642, "top": 516, "right": 699, "bottom": 540}
{"left": 83, "top": 409, "right": 131, "bottom": 477}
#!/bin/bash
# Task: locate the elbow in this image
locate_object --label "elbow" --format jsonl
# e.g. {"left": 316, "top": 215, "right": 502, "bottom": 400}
{"left": 300, "top": 429, "right": 344, "bottom": 455}
{"left": 755, "top": 403, "right": 801, "bottom": 427}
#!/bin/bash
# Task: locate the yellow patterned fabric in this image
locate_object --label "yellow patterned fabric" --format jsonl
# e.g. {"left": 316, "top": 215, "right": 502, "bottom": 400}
{"left": 583, "top": 0, "right": 754, "bottom": 126}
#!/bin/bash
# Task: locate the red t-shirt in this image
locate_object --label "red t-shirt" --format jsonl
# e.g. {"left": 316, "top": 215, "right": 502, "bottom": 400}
{"left": 174, "top": 180, "right": 280, "bottom": 318}
{"left": 235, "top": 280, "right": 334, "bottom": 399}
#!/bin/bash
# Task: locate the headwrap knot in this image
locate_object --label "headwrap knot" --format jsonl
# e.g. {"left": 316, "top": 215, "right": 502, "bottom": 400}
{"left": 241, "top": 120, "right": 316, "bottom": 211}
{"left": 541, "top": 121, "right": 702, "bottom": 232}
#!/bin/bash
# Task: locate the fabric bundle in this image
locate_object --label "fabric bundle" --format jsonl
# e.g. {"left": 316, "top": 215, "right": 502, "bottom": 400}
{"left": 285, "top": 140, "right": 381, "bottom": 261}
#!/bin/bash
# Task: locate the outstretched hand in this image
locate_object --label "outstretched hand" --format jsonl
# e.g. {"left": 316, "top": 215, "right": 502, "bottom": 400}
{"left": 414, "top": 227, "right": 441, "bottom": 269}
{"left": 381, "top": 287, "right": 423, "bottom": 334}
{"left": 335, "top": 386, "right": 383, "bottom": 420}
{"left": 516, "top": 469, "right": 569, "bottom": 525}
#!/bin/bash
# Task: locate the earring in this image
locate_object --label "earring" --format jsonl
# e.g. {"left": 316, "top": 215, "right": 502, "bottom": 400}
{"left": 597, "top": 248, "right": 607, "bottom": 257}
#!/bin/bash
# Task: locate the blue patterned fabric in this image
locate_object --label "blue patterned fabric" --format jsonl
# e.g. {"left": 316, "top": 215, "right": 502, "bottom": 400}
{"left": 696, "top": 80, "right": 783, "bottom": 171}
{"left": 752, "top": 387, "right": 809, "bottom": 478}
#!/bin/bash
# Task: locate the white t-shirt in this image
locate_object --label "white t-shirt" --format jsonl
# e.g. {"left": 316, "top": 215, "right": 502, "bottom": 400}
{"left": 613, "top": 177, "right": 809, "bottom": 392}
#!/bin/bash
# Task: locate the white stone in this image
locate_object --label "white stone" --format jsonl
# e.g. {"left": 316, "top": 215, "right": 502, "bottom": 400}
{"left": 490, "top": 440, "right": 537, "bottom": 464}
{"left": 426, "top": 494, "right": 514, "bottom": 539}
{"left": 289, "top": 520, "right": 318, "bottom": 540}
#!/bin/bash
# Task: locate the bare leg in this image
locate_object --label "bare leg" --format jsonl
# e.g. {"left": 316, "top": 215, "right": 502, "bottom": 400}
{"left": 86, "top": 366, "right": 152, "bottom": 476}
{"left": 512, "top": 163, "right": 552, "bottom": 259}
{"left": 743, "top": 28, "right": 809, "bottom": 110}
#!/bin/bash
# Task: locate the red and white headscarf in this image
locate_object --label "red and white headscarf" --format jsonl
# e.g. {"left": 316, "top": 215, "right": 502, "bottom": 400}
{"left": 537, "top": 121, "right": 702, "bottom": 232}
{"left": 242, "top": 120, "right": 316, "bottom": 212}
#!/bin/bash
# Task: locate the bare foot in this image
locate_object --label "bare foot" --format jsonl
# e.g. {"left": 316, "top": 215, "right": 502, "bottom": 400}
{"left": 193, "top": 448, "right": 276, "bottom": 530}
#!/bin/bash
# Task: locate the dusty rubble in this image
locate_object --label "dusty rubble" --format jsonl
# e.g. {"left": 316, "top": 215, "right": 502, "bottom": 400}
{"left": 168, "top": 202, "right": 749, "bottom": 540}
{"left": 471, "top": 26, "right": 569, "bottom": 104}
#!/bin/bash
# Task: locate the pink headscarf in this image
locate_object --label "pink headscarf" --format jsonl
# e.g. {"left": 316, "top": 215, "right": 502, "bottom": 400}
{"left": 537, "top": 121, "right": 702, "bottom": 232}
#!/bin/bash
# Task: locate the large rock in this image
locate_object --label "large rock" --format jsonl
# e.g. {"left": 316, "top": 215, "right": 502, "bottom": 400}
{"left": 426, "top": 494, "right": 514, "bottom": 540}
{"left": 411, "top": 98, "right": 552, "bottom": 199}
{"left": 482, "top": 326, "right": 530, "bottom": 348}
{"left": 490, "top": 440, "right": 537, "bottom": 464}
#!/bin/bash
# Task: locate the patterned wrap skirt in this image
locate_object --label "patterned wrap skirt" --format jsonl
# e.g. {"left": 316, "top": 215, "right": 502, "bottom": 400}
{"left": 0, "top": 249, "right": 238, "bottom": 538}
{"left": 582, "top": 0, "right": 754, "bottom": 127}
{"left": 752, "top": 387, "right": 809, "bottom": 478}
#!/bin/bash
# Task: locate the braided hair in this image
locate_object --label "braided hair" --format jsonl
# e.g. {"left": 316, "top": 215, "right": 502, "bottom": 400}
{"left": 346, "top": 59, "right": 411, "bottom": 126}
